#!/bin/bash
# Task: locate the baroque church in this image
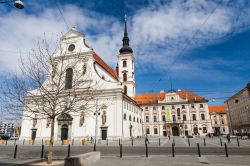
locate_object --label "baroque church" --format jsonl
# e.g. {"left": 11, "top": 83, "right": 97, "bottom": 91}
{"left": 20, "top": 19, "right": 143, "bottom": 141}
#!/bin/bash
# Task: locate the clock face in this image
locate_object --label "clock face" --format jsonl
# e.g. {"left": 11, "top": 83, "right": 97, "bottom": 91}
{"left": 68, "top": 44, "right": 75, "bottom": 52}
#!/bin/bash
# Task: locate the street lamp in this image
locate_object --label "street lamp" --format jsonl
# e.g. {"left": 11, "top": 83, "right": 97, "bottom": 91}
{"left": 0, "top": 0, "right": 24, "bottom": 9}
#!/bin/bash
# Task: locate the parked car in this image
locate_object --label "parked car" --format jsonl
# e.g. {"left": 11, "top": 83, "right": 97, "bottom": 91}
{"left": 10, "top": 136, "right": 19, "bottom": 140}
{"left": 0, "top": 135, "right": 10, "bottom": 140}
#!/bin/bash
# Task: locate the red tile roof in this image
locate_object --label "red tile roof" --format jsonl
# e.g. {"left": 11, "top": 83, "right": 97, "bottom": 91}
{"left": 135, "top": 92, "right": 165, "bottom": 105}
{"left": 135, "top": 90, "right": 207, "bottom": 105}
{"left": 209, "top": 106, "right": 226, "bottom": 113}
{"left": 93, "top": 52, "right": 118, "bottom": 80}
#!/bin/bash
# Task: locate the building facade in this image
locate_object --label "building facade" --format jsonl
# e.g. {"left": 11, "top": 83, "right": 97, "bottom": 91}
{"left": 224, "top": 82, "right": 250, "bottom": 134}
{"left": 135, "top": 90, "right": 212, "bottom": 137}
{"left": 20, "top": 21, "right": 142, "bottom": 141}
{"left": 208, "top": 106, "right": 229, "bottom": 135}
{"left": 0, "top": 122, "right": 14, "bottom": 137}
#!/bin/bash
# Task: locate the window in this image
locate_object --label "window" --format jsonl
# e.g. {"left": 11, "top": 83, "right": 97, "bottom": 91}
{"left": 124, "top": 86, "right": 127, "bottom": 95}
{"left": 137, "top": 118, "right": 139, "bottom": 123}
{"left": 154, "top": 128, "right": 158, "bottom": 134}
{"left": 153, "top": 115, "right": 157, "bottom": 122}
{"left": 200, "top": 104, "right": 204, "bottom": 108}
{"left": 162, "top": 115, "right": 166, "bottom": 122}
{"left": 182, "top": 105, "right": 185, "bottom": 109}
{"left": 153, "top": 106, "right": 156, "bottom": 110}
{"left": 123, "top": 73, "right": 127, "bottom": 82}
{"left": 162, "top": 106, "right": 165, "bottom": 110}
{"left": 177, "top": 108, "right": 180, "bottom": 116}
{"left": 172, "top": 115, "right": 176, "bottom": 122}
{"left": 133, "top": 116, "right": 135, "bottom": 122}
{"left": 124, "top": 113, "right": 127, "bottom": 120}
{"left": 172, "top": 105, "right": 175, "bottom": 109}
{"left": 123, "top": 60, "right": 127, "bottom": 67}
{"left": 191, "top": 104, "right": 195, "bottom": 108}
{"left": 145, "top": 116, "right": 149, "bottom": 122}
{"left": 65, "top": 68, "right": 73, "bottom": 89}
{"left": 129, "top": 115, "right": 131, "bottom": 121}
{"left": 202, "top": 127, "right": 207, "bottom": 133}
{"left": 215, "top": 120, "right": 217, "bottom": 125}
{"left": 146, "top": 128, "right": 150, "bottom": 134}
{"left": 221, "top": 120, "right": 224, "bottom": 124}
{"left": 183, "top": 114, "right": 186, "bottom": 121}
{"left": 192, "top": 114, "right": 196, "bottom": 121}
{"left": 201, "top": 114, "right": 205, "bottom": 120}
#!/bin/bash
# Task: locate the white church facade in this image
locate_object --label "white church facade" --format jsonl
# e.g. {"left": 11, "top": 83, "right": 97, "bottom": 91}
{"left": 20, "top": 20, "right": 143, "bottom": 141}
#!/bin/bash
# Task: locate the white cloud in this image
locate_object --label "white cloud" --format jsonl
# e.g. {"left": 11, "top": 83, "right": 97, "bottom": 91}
{"left": 0, "top": 0, "right": 249, "bottom": 80}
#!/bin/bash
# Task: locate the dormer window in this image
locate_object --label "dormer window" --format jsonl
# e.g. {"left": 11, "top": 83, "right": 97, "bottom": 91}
{"left": 68, "top": 44, "right": 75, "bottom": 52}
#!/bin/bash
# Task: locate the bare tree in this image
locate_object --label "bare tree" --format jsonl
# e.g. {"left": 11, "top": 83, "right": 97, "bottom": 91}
{"left": 0, "top": 39, "right": 102, "bottom": 163}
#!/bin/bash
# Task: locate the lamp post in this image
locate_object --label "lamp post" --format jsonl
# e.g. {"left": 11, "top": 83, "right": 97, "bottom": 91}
{"left": 0, "top": 0, "right": 24, "bottom": 9}
{"left": 157, "top": 96, "right": 161, "bottom": 138}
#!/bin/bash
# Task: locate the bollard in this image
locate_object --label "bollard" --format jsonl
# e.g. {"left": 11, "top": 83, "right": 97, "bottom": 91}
{"left": 220, "top": 137, "right": 222, "bottom": 147}
{"left": 42, "top": 139, "right": 44, "bottom": 145}
{"left": 94, "top": 143, "right": 96, "bottom": 151}
{"left": 14, "top": 139, "right": 16, "bottom": 146}
{"left": 172, "top": 143, "right": 175, "bottom": 157}
{"left": 197, "top": 143, "right": 201, "bottom": 157}
{"left": 106, "top": 139, "right": 108, "bottom": 146}
{"left": 23, "top": 139, "right": 25, "bottom": 145}
{"left": 224, "top": 143, "right": 228, "bottom": 157}
{"left": 237, "top": 137, "right": 240, "bottom": 147}
{"left": 132, "top": 138, "right": 133, "bottom": 146}
{"left": 120, "top": 144, "right": 122, "bottom": 158}
{"left": 13, "top": 145, "right": 17, "bottom": 158}
{"left": 41, "top": 144, "right": 44, "bottom": 159}
{"left": 67, "top": 144, "right": 71, "bottom": 158}
{"left": 188, "top": 138, "right": 190, "bottom": 147}
{"left": 159, "top": 138, "right": 160, "bottom": 146}
{"left": 204, "top": 138, "right": 206, "bottom": 147}
{"left": 145, "top": 143, "right": 148, "bottom": 158}
{"left": 119, "top": 138, "right": 120, "bottom": 146}
{"left": 72, "top": 139, "right": 74, "bottom": 146}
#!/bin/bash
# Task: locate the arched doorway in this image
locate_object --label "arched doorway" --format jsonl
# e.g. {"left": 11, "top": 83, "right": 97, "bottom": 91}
{"left": 61, "top": 124, "right": 69, "bottom": 140}
{"left": 193, "top": 127, "right": 198, "bottom": 135}
{"left": 57, "top": 113, "right": 73, "bottom": 141}
{"left": 172, "top": 126, "right": 179, "bottom": 136}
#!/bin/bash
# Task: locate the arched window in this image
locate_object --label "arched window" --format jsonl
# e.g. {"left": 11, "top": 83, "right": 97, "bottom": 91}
{"left": 124, "top": 86, "right": 127, "bottom": 95}
{"left": 124, "top": 113, "right": 127, "bottom": 120}
{"left": 123, "top": 73, "right": 127, "bottom": 82}
{"left": 129, "top": 115, "right": 131, "bottom": 121}
{"left": 65, "top": 68, "right": 73, "bottom": 89}
{"left": 123, "top": 60, "right": 127, "bottom": 67}
{"left": 177, "top": 108, "right": 180, "bottom": 116}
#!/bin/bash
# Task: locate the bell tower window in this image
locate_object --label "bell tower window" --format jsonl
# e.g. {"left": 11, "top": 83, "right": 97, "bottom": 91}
{"left": 123, "top": 60, "right": 127, "bottom": 67}
{"left": 123, "top": 73, "right": 127, "bottom": 82}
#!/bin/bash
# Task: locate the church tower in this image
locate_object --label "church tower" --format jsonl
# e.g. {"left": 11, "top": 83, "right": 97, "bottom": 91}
{"left": 118, "top": 17, "right": 135, "bottom": 98}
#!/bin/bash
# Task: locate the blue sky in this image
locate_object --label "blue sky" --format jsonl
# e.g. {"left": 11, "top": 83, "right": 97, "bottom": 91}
{"left": 0, "top": 0, "right": 250, "bottom": 106}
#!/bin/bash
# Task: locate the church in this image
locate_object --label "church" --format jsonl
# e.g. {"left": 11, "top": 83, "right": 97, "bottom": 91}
{"left": 20, "top": 20, "right": 143, "bottom": 141}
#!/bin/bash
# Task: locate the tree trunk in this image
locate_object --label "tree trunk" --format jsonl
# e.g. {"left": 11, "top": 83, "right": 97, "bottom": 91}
{"left": 47, "top": 117, "right": 55, "bottom": 164}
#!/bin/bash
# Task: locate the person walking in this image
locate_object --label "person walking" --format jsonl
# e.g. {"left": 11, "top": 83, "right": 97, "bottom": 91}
{"left": 145, "top": 135, "right": 150, "bottom": 144}
{"left": 226, "top": 134, "right": 231, "bottom": 143}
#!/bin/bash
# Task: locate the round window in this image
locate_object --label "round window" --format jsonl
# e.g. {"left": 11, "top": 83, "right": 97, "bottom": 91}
{"left": 68, "top": 44, "right": 75, "bottom": 52}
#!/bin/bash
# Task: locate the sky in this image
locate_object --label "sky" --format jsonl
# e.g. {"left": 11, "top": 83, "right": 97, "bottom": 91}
{"left": 0, "top": 0, "right": 250, "bottom": 107}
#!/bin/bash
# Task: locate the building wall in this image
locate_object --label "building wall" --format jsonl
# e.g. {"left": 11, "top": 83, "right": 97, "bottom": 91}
{"left": 225, "top": 83, "right": 250, "bottom": 134}
{"left": 210, "top": 113, "right": 229, "bottom": 135}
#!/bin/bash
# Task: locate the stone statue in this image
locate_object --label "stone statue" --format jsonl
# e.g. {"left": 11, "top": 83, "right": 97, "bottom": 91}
{"left": 79, "top": 112, "right": 85, "bottom": 126}
{"left": 102, "top": 111, "right": 106, "bottom": 125}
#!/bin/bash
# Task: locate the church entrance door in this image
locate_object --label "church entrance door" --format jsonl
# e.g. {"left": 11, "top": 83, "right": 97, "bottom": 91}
{"left": 61, "top": 124, "right": 68, "bottom": 140}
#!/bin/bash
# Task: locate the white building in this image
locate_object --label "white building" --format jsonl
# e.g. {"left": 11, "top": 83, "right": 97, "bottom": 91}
{"left": 135, "top": 90, "right": 212, "bottom": 137}
{"left": 20, "top": 20, "right": 142, "bottom": 141}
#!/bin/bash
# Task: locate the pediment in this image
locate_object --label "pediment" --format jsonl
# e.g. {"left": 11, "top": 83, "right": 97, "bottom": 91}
{"left": 61, "top": 29, "right": 84, "bottom": 40}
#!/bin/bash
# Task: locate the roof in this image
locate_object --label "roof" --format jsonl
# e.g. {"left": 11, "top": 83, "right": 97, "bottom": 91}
{"left": 93, "top": 52, "right": 118, "bottom": 80}
{"left": 135, "top": 90, "right": 207, "bottom": 105}
{"left": 177, "top": 90, "right": 207, "bottom": 102}
{"left": 209, "top": 106, "right": 226, "bottom": 114}
{"left": 134, "top": 92, "right": 165, "bottom": 105}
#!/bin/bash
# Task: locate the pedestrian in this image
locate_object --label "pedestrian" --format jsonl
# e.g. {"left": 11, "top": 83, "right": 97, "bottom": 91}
{"left": 91, "top": 136, "right": 93, "bottom": 144}
{"left": 145, "top": 135, "right": 150, "bottom": 144}
{"left": 168, "top": 135, "right": 170, "bottom": 140}
{"left": 226, "top": 134, "right": 231, "bottom": 143}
